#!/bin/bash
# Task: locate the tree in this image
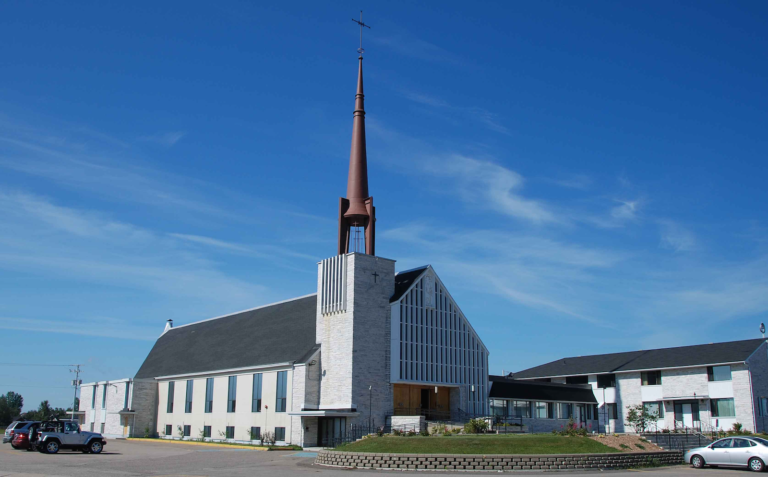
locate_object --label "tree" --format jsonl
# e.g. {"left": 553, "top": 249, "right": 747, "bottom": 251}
{"left": 5, "top": 392, "right": 23, "bottom": 412}
{"left": 625, "top": 404, "right": 659, "bottom": 433}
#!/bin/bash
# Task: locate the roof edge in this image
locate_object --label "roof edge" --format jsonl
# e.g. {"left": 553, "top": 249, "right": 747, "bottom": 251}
{"left": 167, "top": 293, "right": 317, "bottom": 332}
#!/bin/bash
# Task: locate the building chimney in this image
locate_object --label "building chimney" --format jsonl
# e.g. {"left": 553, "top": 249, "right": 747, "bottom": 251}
{"left": 163, "top": 319, "right": 173, "bottom": 334}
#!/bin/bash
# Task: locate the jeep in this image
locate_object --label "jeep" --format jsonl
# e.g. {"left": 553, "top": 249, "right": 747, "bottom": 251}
{"left": 34, "top": 419, "right": 106, "bottom": 454}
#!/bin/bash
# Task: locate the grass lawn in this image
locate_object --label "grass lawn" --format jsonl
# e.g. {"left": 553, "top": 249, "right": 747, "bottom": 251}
{"left": 337, "top": 434, "right": 620, "bottom": 455}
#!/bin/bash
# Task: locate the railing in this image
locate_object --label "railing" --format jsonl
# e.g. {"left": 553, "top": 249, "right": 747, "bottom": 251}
{"left": 323, "top": 421, "right": 381, "bottom": 449}
{"left": 393, "top": 407, "right": 452, "bottom": 421}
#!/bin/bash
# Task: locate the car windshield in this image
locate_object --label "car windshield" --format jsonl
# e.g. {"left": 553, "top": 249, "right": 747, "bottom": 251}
{"left": 752, "top": 438, "right": 768, "bottom": 446}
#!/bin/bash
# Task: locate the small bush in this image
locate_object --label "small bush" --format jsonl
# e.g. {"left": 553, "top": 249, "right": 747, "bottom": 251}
{"left": 144, "top": 426, "right": 150, "bottom": 438}
{"left": 420, "top": 428, "right": 430, "bottom": 437}
{"left": 406, "top": 430, "right": 417, "bottom": 437}
{"left": 376, "top": 427, "right": 384, "bottom": 437}
{"left": 392, "top": 428, "right": 403, "bottom": 436}
{"left": 620, "top": 444, "right": 630, "bottom": 450}
{"left": 464, "top": 418, "right": 489, "bottom": 434}
{"left": 636, "top": 443, "right": 646, "bottom": 450}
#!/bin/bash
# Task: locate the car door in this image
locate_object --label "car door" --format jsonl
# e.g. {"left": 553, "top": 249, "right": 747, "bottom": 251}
{"left": 729, "top": 438, "right": 755, "bottom": 466}
{"left": 61, "top": 422, "right": 81, "bottom": 446}
{"left": 706, "top": 438, "right": 733, "bottom": 465}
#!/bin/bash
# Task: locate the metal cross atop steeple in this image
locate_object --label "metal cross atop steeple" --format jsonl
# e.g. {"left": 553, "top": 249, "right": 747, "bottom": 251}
{"left": 352, "top": 11, "right": 371, "bottom": 56}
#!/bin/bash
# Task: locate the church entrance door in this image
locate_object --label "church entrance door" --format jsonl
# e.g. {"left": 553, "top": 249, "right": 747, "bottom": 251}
{"left": 318, "top": 417, "right": 346, "bottom": 447}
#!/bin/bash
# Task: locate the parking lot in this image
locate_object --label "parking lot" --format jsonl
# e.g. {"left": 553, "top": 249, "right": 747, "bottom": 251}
{"left": 0, "top": 439, "right": 747, "bottom": 477}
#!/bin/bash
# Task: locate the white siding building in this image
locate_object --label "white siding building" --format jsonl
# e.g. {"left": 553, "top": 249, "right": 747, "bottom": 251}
{"left": 509, "top": 339, "right": 768, "bottom": 434}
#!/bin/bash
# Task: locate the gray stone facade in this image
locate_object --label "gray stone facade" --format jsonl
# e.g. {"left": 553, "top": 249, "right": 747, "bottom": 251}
{"left": 79, "top": 379, "right": 157, "bottom": 438}
{"left": 748, "top": 342, "right": 768, "bottom": 432}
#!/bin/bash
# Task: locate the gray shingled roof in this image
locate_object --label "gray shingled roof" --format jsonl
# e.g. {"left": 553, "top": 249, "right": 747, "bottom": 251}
{"left": 489, "top": 376, "right": 597, "bottom": 403}
{"left": 512, "top": 338, "right": 766, "bottom": 379}
{"left": 390, "top": 266, "right": 428, "bottom": 303}
{"left": 135, "top": 295, "right": 318, "bottom": 379}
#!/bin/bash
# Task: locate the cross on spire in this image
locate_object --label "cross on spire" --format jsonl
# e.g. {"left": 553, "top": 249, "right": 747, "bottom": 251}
{"left": 351, "top": 11, "right": 371, "bottom": 56}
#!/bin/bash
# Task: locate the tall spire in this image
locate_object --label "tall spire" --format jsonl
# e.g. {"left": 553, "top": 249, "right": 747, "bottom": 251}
{"left": 337, "top": 52, "right": 375, "bottom": 255}
{"left": 344, "top": 56, "right": 369, "bottom": 219}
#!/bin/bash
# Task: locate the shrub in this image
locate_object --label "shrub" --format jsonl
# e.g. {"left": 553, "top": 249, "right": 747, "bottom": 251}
{"left": 625, "top": 404, "right": 659, "bottom": 433}
{"left": 620, "top": 444, "right": 630, "bottom": 450}
{"left": 406, "top": 429, "right": 417, "bottom": 437}
{"left": 144, "top": 426, "right": 150, "bottom": 438}
{"left": 376, "top": 427, "right": 385, "bottom": 437}
{"left": 262, "top": 431, "right": 276, "bottom": 446}
{"left": 636, "top": 443, "right": 646, "bottom": 450}
{"left": 420, "top": 428, "right": 430, "bottom": 437}
{"left": 392, "top": 428, "right": 403, "bottom": 436}
{"left": 464, "top": 418, "right": 489, "bottom": 434}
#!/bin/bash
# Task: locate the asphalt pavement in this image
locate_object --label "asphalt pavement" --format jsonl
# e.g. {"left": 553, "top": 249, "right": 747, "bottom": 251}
{"left": 0, "top": 439, "right": 749, "bottom": 477}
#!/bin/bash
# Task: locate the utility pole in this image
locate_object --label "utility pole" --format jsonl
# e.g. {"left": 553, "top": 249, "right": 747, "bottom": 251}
{"left": 70, "top": 364, "right": 83, "bottom": 422}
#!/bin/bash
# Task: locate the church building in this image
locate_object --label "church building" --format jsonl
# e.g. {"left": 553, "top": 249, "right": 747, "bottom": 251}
{"left": 79, "top": 52, "right": 489, "bottom": 447}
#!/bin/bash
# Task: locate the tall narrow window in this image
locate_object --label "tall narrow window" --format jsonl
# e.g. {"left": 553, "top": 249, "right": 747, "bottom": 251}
{"left": 275, "top": 427, "right": 286, "bottom": 441}
{"left": 185, "top": 380, "right": 193, "bottom": 413}
{"left": 227, "top": 376, "right": 237, "bottom": 413}
{"left": 91, "top": 385, "right": 97, "bottom": 408}
{"left": 166, "top": 381, "right": 175, "bottom": 413}
{"left": 225, "top": 426, "right": 235, "bottom": 439}
{"left": 203, "top": 426, "right": 211, "bottom": 438}
{"left": 165, "top": 424, "right": 172, "bottom": 436}
{"left": 205, "top": 378, "right": 214, "bottom": 413}
{"left": 275, "top": 371, "right": 287, "bottom": 412}
{"left": 102, "top": 383, "right": 108, "bottom": 409}
{"left": 183, "top": 425, "right": 191, "bottom": 437}
{"left": 252, "top": 373, "right": 262, "bottom": 412}
{"left": 124, "top": 382, "right": 131, "bottom": 410}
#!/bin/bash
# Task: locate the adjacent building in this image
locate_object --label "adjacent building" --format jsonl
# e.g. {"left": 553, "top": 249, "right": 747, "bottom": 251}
{"left": 502, "top": 339, "right": 768, "bottom": 433}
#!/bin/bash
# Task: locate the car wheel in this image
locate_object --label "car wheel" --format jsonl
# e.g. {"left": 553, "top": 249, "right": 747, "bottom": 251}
{"left": 89, "top": 440, "right": 103, "bottom": 454}
{"left": 749, "top": 458, "right": 764, "bottom": 472}
{"left": 690, "top": 455, "right": 705, "bottom": 469}
{"left": 45, "top": 440, "right": 60, "bottom": 454}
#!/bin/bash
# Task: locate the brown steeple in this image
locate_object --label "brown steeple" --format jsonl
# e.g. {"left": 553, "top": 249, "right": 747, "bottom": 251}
{"left": 338, "top": 55, "right": 375, "bottom": 255}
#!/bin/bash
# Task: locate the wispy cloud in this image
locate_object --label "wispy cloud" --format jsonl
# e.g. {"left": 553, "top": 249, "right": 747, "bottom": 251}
{"left": 399, "top": 89, "right": 509, "bottom": 135}
{"left": 610, "top": 199, "right": 640, "bottom": 221}
{"left": 370, "top": 33, "right": 463, "bottom": 66}
{"left": 545, "top": 174, "right": 593, "bottom": 190}
{"left": 0, "top": 316, "right": 157, "bottom": 341}
{"left": 659, "top": 220, "right": 697, "bottom": 252}
{"left": 138, "top": 131, "right": 186, "bottom": 147}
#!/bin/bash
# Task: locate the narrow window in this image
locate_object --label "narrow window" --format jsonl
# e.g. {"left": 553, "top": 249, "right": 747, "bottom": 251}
{"left": 102, "top": 383, "right": 108, "bottom": 409}
{"left": 91, "top": 385, "right": 97, "bottom": 408}
{"left": 227, "top": 376, "right": 237, "bottom": 413}
{"left": 252, "top": 373, "right": 262, "bottom": 412}
{"left": 166, "top": 381, "right": 175, "bottom": 413}
{"left": 124, "top": 382, "right": 131, "bottom": 410}
{"left": 250, "top": 426, "right": 261, "bottom": 440}
{"left": 275, "top": 427, "right": 286, "bottom": 441}
{"left": 100, "top": 423, "right": 105, "bottom": 434}
{"left": 183, "top": 425, "right": 191, "bottom": 437}
{"left": 225, "top": 426, "right": 235, "bottom": 439}
{"left": 566, "top": 375, "right": 589, "bottom": 385}
{"left": 203, "top": 426, "right": 211, "bottom": 438}
{"left": 185, "top": 380, "right": 193, "bottom": 413}
{"left": 165, "top": 424, "right": 172, "bottom": 436}
{"left": 205, "top": 378, "right": 214, "bottom": 413}
{"left": 708, "top": 365, "right": 732, "bottom": 382}
{"left": 276, "top": 371, "right": 287, "bottom": 412}
{"left": 606, "top": 403, "right": 618, "bottom": 420}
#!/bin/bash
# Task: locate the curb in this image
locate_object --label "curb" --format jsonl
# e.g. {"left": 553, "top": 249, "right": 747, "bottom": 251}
{"left": 126, "top": 438, "right": 269, "bottom": 450}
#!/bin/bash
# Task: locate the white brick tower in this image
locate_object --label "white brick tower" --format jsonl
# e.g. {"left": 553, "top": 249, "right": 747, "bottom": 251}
{"left": 316, "top": 252, "right": 395, "bottom": 427}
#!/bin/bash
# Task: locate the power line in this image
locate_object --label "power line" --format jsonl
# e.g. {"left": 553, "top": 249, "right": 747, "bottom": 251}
{"left": 0, "top": 363, "right": 81, "bottom": 367}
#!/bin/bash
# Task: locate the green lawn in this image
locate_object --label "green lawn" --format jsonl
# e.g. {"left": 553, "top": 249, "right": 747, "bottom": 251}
{"left": 337, "top": 435, "right": 620, "bottom": 455}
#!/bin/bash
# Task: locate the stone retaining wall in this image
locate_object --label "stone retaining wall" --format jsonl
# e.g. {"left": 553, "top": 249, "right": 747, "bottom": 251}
{"left": 316, "top": 450, "right": 682, "bottom": 471}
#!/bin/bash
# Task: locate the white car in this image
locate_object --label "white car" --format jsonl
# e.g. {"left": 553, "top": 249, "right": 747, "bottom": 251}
{"left": 685, "top": 436, "right": 768, "bottom": 472}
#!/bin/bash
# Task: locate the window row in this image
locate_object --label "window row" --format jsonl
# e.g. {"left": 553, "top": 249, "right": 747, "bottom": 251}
{"left": 553, "top": 366, "right": 732, "bottom": 388}
{"left": 164, "top": 424, "right": 286, "bottom": 441}
{"left": 490, "top": 400, "right": 600, "bottom": 420}
{"left": 165, "top": 371, "right": 287, "bottom": 414}
{"left": 89, "top": 382, "right": 131, "bottom": 410}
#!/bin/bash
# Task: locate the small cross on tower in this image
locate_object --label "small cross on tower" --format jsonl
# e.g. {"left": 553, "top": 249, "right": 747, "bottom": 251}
{"left": 352, "top": 11, "right": 371, "bottom": 56}
{"left": 372, "top": 271, "right": 379, "bottom": 283}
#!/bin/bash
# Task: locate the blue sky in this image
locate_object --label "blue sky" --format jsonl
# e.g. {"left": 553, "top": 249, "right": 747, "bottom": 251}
{"left": 1, "top": 1, "right": 767, "bottom": 409}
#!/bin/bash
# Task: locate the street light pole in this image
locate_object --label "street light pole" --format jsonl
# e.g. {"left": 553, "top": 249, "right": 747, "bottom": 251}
{"left": 368, "top": 385, "right": 372, "bottom": 429}
{"left": 70, "top": 365, "right": 82, "bottom": 422}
